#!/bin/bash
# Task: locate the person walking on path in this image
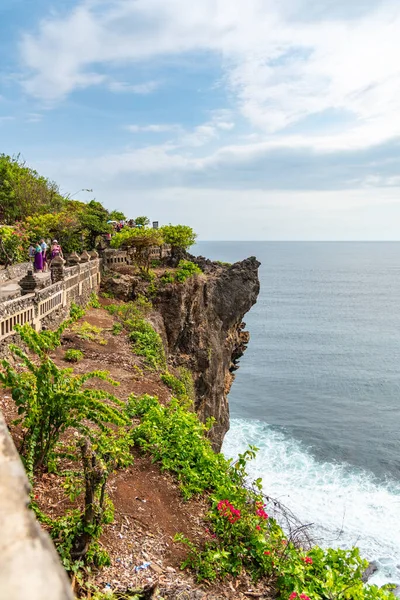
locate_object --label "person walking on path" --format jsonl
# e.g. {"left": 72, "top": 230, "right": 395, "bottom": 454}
{"left": 40, "top": 238, "right": 48, "bottom": 271}
{"left": 50, "top": 239, "right": 63, "bottom": 261}
{"left": 34, "top": 242, "right": 43, "bottom": 272}
{"left": 28, "top": 243, "right": 35, "bottom": 264}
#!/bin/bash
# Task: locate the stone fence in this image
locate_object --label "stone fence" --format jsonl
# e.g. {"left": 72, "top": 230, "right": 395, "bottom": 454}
{"left": 0, "top": 411, "right": 73, "bottom": 600}
{"left": 102, "top": 244, "right": 171, "bottom": 267}
{"left": 0, "top": 252, "right": 101, "bottom": 343}
{"left": 0, "top": 261, "right": 32, "bottom": 283}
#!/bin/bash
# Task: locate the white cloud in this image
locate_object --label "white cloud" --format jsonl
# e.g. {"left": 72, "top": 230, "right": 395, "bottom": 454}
{"left": 19, "top": 0, "right": 400, "bottom": 150}
{"left": 126, "top": 124, "right": 180, "bottom": 133}
{"left": 108, "top": 80, "right": 161, "bottom": 94}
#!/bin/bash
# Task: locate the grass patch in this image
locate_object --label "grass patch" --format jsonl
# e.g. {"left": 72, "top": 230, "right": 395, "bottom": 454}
{"left": 105, "top": 300, "right": 165, "bottom": 370}
{"left": 72, "top": 321, "right": 107, "bottom": 345}
{"left": 64, "top": 349, "right": 84, "bottom": 363}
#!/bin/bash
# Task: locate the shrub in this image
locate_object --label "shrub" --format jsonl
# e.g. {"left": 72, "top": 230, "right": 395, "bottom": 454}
{"left": 88, "top": 292, "right": 101, "bottom": 308}
{"left": 129, "top": 394, "right": 396, "bottom": 600}
{"left": 129, "top": 321, "right": 165, "bottom": 370}
{"left": 175, "top": 260, "right": 202, "bottom": 283}
{"left": 106, "top": 301, "right": 165, "bottom": 370}
{"left": 160, "top": 224, "right": 197, "bottom": 254}
{"left": 72, "top": 321, "right": 106, "bottom": 345}
{"left": 0, "top": 323, "right": 126, "bottom": 473}
{"left": 161, "top": 368, "right": 195, "bottom": 402}
{"left": 112, "top": 322, "right": 123, "bottom": 335}
{"left": 64, "top": 349, "right": 84, "bottom": 362}
{"left": 160, "top": 271, "right": 175, "bottom": 285}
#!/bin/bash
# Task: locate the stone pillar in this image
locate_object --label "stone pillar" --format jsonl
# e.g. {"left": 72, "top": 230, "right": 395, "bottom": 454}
{"left": 50, "top": 256, "right": 65, "bottom": 284}
{"left": 67, "top": 252, "right": 80, "bottom": 266}
{"left": 80, "top": 250, "right": 90, "bottom": 263}
{"left": 19, "top": 270, "right": 37, "bottom": 295}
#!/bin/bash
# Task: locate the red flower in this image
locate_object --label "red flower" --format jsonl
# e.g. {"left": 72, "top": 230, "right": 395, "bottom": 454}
{"left": 289, "top": 593, "right": 298, "bottom": 600}
{"left": 300, "top": 595, "right": 310, "bottom": 600}
{"left": 217, "top": 500, "right": 241, "bottom": 523}
{"left": 256, "top": 507, "right": 269, "bottom": 519}
{"left": 303, "top": 557, "right": 313, "bottom": 565}
{"left": 256, "top": 525, "right": 261, "bottom": 531}
{"left": 264, "top": 550, "right": 271, "bottom": 555}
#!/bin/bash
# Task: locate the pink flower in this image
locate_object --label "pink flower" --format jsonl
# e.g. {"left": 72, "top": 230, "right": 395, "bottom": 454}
{"left": 256, "top": 525, "right": 261, "bottom": 531}
{"left": 289, "top": 593, "right": 298, "bottom": 600}
{"left": 300, "top": 595, "right": 310, "bottom": 600}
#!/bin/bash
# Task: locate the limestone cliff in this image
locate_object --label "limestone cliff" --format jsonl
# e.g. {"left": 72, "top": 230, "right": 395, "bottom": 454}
{"left": 154, "top": 257, "right": 260, "bottom": 450}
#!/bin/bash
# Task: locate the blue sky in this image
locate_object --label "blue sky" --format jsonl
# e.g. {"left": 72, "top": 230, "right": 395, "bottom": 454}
{"left": 1, "top": 0, "right": 400, "bottom": 240}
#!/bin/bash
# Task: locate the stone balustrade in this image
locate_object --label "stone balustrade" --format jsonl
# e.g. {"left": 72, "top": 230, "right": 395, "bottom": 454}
{"left": 0, "top": 256, "right": 101, "bottom": 344}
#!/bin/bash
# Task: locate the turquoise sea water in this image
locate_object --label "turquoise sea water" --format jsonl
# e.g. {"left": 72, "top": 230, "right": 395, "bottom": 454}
{"left": 193, "top": 241, "right": 400, "bottom": 586}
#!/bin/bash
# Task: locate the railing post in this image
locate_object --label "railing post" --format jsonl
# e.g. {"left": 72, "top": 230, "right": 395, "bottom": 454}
{"left": 19, "top": 270, "right": 37, "bottom": 296}
{"left": 50, "top": 256, "right": 65, "bottom": 284}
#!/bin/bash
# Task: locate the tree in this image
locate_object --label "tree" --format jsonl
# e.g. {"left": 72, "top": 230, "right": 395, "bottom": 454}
{"left": 160, "top": 224, "right": 197, "bottom": 258}
{"left": 0, "top": 154, "right": 65, "bottom": 224}
{"left": 111, "top": 227, "right": 164, "bottom": 272}
{"left": 134, "top": 216, "right": 150, "bottom": 228}
{"left": 109, "top": 210, "right": 126, "bottom": 222}
{"left": 79, "top": 200, "right": 112, "bottom": 249}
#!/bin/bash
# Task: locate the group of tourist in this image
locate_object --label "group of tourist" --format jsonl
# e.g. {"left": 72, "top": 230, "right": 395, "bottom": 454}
{"left": 28, "top": 239, "right": 63, "bottom": 273}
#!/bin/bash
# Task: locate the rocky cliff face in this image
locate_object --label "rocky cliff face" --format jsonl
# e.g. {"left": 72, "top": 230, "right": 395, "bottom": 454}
{"left": 155, "top": 257, "right": 260, "bottom": 450}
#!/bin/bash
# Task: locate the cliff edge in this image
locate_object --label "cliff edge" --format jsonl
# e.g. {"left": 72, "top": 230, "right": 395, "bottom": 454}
{"left": 154, "top": 256, "right": 260, "bottom": 450}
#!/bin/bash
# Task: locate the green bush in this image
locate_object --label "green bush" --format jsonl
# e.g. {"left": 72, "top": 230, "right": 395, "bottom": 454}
{"left": 161, "top": 371, "right": 187, "bottom": 399}
{"left": 175, "top": 260, "right": 202, "bottom": 283}
{"left": 129, "top": 320, "right": 165, "bottom": 370}
{"left": 129, "top": 394, "right": 396, "bottom": 600}
{"left": 112, "top": 322, "right": 123, "bottom": 335}
{"left": 0, "top": 323, "right": 126, "bottom": 473}
{"left": 106, "top": 301, "right": 165, "bottom": 370}
{"left": 88, "top": 292, "right": 101, "bottom": 308}
{"left": 64, "top": 349, "right": 84, "bottom": 363}
{"left": 161, "top": 368, "right": 195, "bottom": 401}
{"left": 72, "top": 321, "right": 106, "bottom": 345}
{"left": 160, "top": 271, "right": 175, "bottom": 285}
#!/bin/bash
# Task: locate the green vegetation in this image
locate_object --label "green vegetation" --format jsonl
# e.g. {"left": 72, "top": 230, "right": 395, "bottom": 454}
{"left": 0, "top": 154, "right": 64, "bottom": 224}
{"left": 87, "top": 292, "right": 101, "bottom": 309}
{"left": 0, "top": 322, "right": 125, "bottom": 474}
{"left": 105, "top": 300, "right": 165, "bottom": 370}
{"left": 160, "top": 224, "right": 197, "bottom": 255}
{"left": 112, "top": 322, "right": 123, "bottom": 335}
{"left": 129, "top": 394, "right": 396, "bottom": 600}
{"left": 161, "top": 368, "right": 195, "bottom": 401}
{"left": 175, "top": 259, "right": 202, "bottom": 282}
{"left": 64, "top": 349, "right": 84, "bottom": 363}
{"left": 72, "top": 321, "right": 107, "bottom": 345}
{"left": 0, "top": 296, "right": 395, "bottom": 600}
{"left": 134, "top": 215, "right": 150, "bottom": 228}
{"left": 110, "top": 227, "right": 164, "bottom": 273}
{"left": 160, "top": 261, "right": 202, "bottom": 286}
{"left": 0, "top": 154, "right": 125, "bottom": 261}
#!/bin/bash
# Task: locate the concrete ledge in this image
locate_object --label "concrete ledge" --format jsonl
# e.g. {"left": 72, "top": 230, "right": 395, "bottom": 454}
{"left": 0, "top": 412, "right": 73, "bottom": 600}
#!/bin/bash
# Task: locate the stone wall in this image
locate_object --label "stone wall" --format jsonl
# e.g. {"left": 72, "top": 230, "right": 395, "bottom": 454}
{"left": 0, "top": 261, "right": 31, "bottom": 283}
{"left": 0, "top": 255, "right": 102, "bottom": 597}
{"left": 0, "top": 411, "right": 73, "bottom": 600}
{"left": 0, "top": 256, "right": 101, "bottom": 344}
{"left": 102, "top": 245, "right": 171, "bottom": 267}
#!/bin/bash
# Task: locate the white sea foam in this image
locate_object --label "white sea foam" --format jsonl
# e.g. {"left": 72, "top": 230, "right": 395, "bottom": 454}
{"left": 222, "top": 418, "right": 400, "bottom": 587}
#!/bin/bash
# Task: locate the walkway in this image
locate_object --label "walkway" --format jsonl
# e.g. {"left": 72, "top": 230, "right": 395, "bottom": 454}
{"left": 0, "top": 271, "right": 50, "bottom": 302}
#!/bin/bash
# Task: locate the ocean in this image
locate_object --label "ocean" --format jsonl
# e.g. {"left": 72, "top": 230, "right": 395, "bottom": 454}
{"left": 193, "top": 241, "right": 400, "bottom": 587}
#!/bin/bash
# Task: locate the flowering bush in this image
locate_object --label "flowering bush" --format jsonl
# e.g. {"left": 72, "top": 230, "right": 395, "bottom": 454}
{"left": 0, "top": 224, "right": 27, "bottom": 265}
{"left": 132, "top": 394, "right": 396, "bottom": 600}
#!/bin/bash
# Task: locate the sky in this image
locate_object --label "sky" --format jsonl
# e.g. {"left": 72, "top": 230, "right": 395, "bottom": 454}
{"left": 0, "top": 0, "right": 400, "bottom": 240}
